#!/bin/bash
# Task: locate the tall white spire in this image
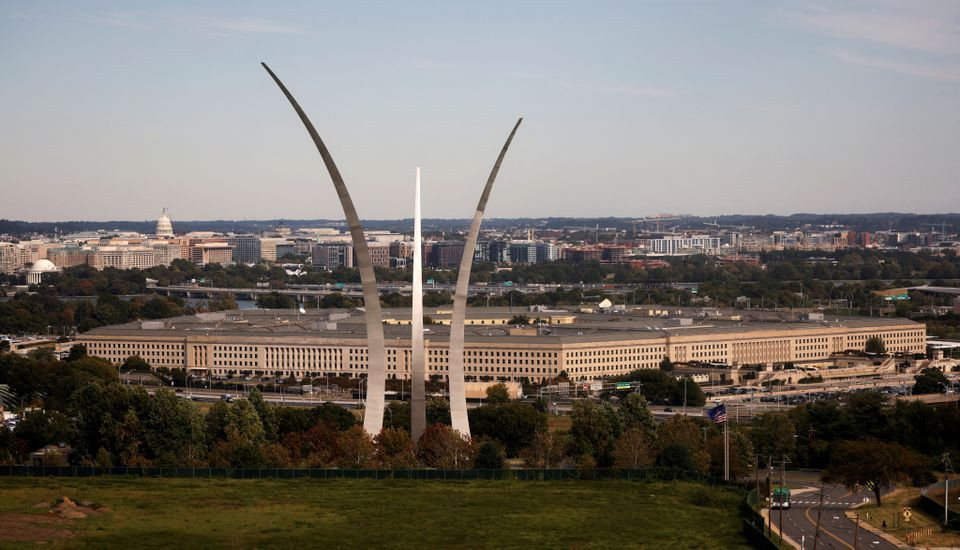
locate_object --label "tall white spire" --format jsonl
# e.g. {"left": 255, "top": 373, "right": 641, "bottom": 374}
{"left": 411, "top": 167, "right": 427, "bottom": 441}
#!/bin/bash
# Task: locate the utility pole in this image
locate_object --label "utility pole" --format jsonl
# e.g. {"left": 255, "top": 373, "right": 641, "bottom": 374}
{"left": 779, "top": 454, "right": 790, "bottom": 546}
{"left": 767, "top": 456, "right": 774, "bottom": 538}
{"left": 812, "top": 482, "right": 824, "bottom": 550}
{"left": 944, "top": 453, "right": 954, "bottom": 529}
{"left": 724, "top": 413, "right": 729, "bottom": 481}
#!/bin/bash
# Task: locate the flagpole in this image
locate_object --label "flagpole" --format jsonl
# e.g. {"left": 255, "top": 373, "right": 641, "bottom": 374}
{"left": 724, "top": 415, "right": 729, "bottom": 481}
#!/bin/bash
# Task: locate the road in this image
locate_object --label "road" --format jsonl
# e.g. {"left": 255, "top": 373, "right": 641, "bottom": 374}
{"left": 767, "top": 478, "right": 896, "bottom": 550}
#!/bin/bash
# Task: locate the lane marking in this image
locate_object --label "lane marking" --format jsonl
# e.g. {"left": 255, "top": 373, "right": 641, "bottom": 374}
{"left": 804, "top": 501, "right": 855, "bottom": 550}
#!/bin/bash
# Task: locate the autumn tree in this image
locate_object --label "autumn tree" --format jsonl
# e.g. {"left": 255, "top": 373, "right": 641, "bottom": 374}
{"left": 337, "top": 425, "right": 378, "bottom": 469}
{"left": 416, "top": 424, "right": 475, "bottom": 469}
{"left": 375, "top": 427, "right": 418, "bottom": 468}
{"left": 822, "top": 439, "right": 924, "bottom": 506}
{"left": 613, "top": 426, "right": 655, "bottom": 469}
{"left": 520, "top": 430, "right": 568, "bottom": 468}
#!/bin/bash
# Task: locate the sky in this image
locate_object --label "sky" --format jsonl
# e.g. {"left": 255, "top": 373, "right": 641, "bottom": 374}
{"left": 1, "top": 0, "right": 959, "bottom": 222}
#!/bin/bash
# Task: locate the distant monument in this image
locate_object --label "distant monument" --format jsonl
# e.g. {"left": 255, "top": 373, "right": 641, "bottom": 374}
{"left": 261, "top": 62, "right": 388, "bottom": 436}
{"left": 156, "top": 208, "right": 174, "bottom": 238}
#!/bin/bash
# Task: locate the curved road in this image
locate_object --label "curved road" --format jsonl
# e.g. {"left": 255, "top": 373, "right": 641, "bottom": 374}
{"left": 768, "top": 479, "right": 896, "bottom": 549}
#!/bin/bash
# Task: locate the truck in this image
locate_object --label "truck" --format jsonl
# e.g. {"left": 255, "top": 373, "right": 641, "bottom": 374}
{"left": 771, "top": 486, "right": 791, "bottom": 509}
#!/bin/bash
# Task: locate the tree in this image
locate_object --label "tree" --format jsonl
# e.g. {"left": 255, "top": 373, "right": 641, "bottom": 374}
{"left": 912, "top": 368, "right": 950, "bottom": 395}
{"left": 750, "top": 412, "right": 796, "bottom": 460}
{"left": 508, "top": 314, "right": 530, "bottom": 326}
{"left": 416, "top": 424, "right": 475, "bottom": 469}
{"left": 474, "top": 440, "right": 505, "bottom": 469}
{"left": 822, "top": 439, "right": 924, "bottom": 506}
{"left": 247, "top": 388, "right": 278, "bottom": 442}
{"left": 613, "top": 426, "right": 654, "bottom": 469}
{"left": 122, "top": 355, "right": 151, "bottom": 373}
{"left": 208, "top": 294, "right": 238, "bottom": 312}
{"left": 520, "top": 430, "right": 568, "bottom": 468}
{"left": 375, "top": 428, "right": 417, "bottom": 468}
{"left": 569, "top": 400, "right": 622, "bottom": 467}
{"left": 337, "top": 425, "right": 378, "bottom": 468}
{"left": 865, "top": 336, "right": 886, "bottom": 355}
{"left": 66, "top": 344, "right": 87, "bottom": 362}
{"left": 468, "top": 402, "right": 546, "bottom": 456}
{"left": 656, "top": 415, "right": 709, "bottom": 474}
{"left": 485, "top": 383, "right": 510, "bottom": 404}
{"left": 618, "top": 393, "right": 656, "bottom": 440}
{"left": 659, "top": 357, "right": 673, "bottom": 372}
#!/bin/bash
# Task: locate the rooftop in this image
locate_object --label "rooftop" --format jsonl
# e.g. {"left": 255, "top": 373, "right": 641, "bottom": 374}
{"left": 80, "top": 306, "right": 922, "bottom": 345}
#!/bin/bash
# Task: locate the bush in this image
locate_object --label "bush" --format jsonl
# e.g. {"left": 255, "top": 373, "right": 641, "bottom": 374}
{"left": 474, "top": 440, "right": 505, "bottom": 469}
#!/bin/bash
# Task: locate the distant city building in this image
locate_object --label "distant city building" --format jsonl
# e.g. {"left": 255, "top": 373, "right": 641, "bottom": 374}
{"left": 226, "top": 235, "right": 261, "bottom": 265}
{"left": 191, "top": 243, "right": 233, "bottom": 266}
{"left": 155, "top": 208, "right": 174, "bottom": 238}
{"left": 430, "top": 241, "right": 465, "bottom": 268}
{"left": 536, "top": 242, "right": 560, "bottom": 262}
{"left": 647, "top": 235, "right": 720, "bottom": 255}
{"left": 366, "top": 242, "right": 391, "bottom": 268}
{"left": 564, "top": 247, "right": 603, "bottom": 263}
{"left": 509, "top": 242, "right": 537, "bottom": 264}
{"left": 91, "top": 246, "right": 162, "bottom": 270}
{"left": 0, "top": 242, "right": 24, "bottom": 274}
{"left": 259, "top": 238, "right": 294, "bottom": 262}
{"left": 24, "top": 259, "right": 59, "bottom": 285}
{"left": 312, "top": 242, "right": 353, "bottom": 270}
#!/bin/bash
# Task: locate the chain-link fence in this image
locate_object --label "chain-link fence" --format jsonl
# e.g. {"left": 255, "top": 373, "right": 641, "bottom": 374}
{"left": 0, "top": 464, "right": 747, "bottom": 484}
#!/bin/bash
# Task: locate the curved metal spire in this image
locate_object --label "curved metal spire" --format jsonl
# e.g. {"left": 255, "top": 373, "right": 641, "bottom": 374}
{"left": 448, "top": 118, "right": 523, "bottom": 436}
{"left": 261, "top": 62, "right": 388, "bottom": 436}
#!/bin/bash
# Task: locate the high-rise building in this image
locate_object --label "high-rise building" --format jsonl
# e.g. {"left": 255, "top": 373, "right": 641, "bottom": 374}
{"left": 535, "top": 242, "right": 559, "bottom": 262}
{"left": 509, "top": 242, "right": 537, "bottom": 264}
{"left": 488, "top": 240, "right": 510, "bottom": 263}
{"left": 365, "top": 242, "right": 391, "bottom": 268}
{"left": 313, "top": 242, "right": 354, "bottom": 270}
{"left": 430, "top": 241, "right": 465, "bottom": 268}
{"left": 226, "top": 235, "right": 261, "bottom": 265}
{"left": 0, "top": 243, "right": 24, "bottom": 274}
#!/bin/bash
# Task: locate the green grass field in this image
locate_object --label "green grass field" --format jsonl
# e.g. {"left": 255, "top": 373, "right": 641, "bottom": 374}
{"left": 0, "top": 477, "right": 750, "bottom": 549}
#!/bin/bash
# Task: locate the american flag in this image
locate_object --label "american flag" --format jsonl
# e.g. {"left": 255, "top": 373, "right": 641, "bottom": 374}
{"left": 708, "top": 403, "right": 727, "bottom": 424}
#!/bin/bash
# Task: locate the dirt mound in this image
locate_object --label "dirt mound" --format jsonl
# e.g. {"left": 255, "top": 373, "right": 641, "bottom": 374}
{"left": 51, "top": 496, "right": 109, "bottom": 520}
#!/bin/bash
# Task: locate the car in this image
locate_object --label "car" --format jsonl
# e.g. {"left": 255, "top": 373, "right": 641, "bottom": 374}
{"left": 220, "top": 394, "right": 235, "bottom": 402}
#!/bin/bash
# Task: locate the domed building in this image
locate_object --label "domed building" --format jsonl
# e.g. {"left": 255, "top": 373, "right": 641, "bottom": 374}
{"left": 25, "top": 259, "right": 58, "bottom": 285}
{"left": 156, "top": 208, "right": 174, "bottom": 238}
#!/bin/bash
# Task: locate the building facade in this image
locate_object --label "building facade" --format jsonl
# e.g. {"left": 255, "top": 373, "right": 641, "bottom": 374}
{"left": 78, "top": 308, "right": 926, "bottom": 384}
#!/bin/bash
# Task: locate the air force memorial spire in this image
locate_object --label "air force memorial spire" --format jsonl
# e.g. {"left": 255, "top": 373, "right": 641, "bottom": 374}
{"left": 262, "top": 62, "right": 521, "bottom": 438}
{"left": 261, "top": 62, "right": 389, "bottom": 436}
{"left": 448, "top": 118, "right": 523, "bottom": 436}
{"left": 411, "top": 167, "right": 427, "bottom": 441}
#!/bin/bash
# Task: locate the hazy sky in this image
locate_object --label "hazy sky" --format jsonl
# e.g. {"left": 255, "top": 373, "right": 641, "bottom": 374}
{"left": 2, "top": 1, "right": 959, "bottom": 222}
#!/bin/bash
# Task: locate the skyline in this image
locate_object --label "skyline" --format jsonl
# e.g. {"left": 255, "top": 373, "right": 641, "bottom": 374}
{"left": 2, "top": 1, "right": 960, "bottom": 221}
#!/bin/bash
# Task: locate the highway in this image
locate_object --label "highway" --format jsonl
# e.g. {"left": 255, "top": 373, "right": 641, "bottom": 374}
{"left": 766, "top": 476, "right": 896, "bottom": 550}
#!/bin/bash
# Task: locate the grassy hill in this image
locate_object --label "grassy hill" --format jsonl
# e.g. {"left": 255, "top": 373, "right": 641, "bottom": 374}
{"left": 0, "top": 477, "right": 749, "bottom": 549}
